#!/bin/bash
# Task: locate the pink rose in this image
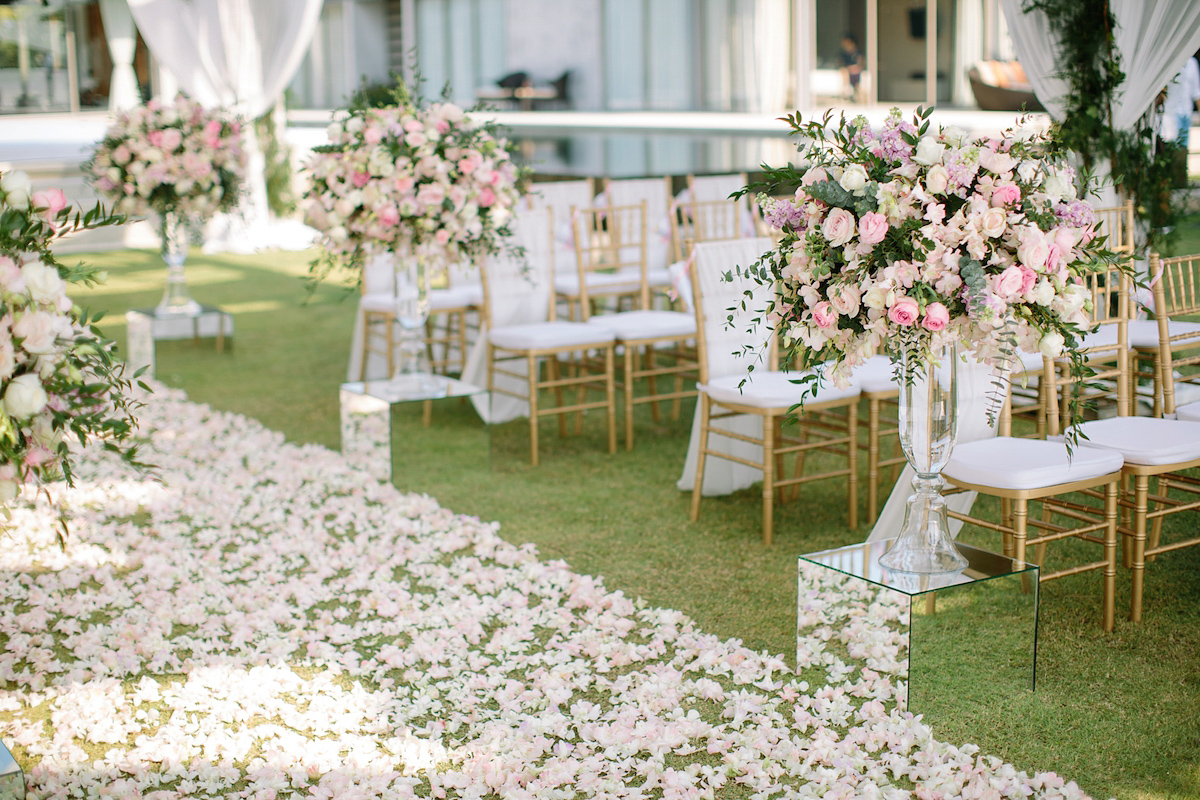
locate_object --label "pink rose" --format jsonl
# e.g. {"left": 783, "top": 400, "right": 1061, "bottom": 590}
{"left": 32, "top": 189, "right": 67, "bottom": 217}
{"left": 858, "top": 212, "right": 888, "bottom": 246}
{"left": 887, "top": 296, "right": 919, "bottom": 326}
{"left": 435, "top": 229, "right": 452, "bottom": 246}
{"left": 992, "top": 265, "right": 1025, "bottom": 299}
{"left": 352, "top": 171, "right": 371, "bottom": 188}
{"left": 991, "top": 183, "right": 1021, "bottom": 207}
{"left": 12, "top": 311, "right": 59, "bottom": 355}
{"left": 1019, "top": 265, "right": 1038, "bottom": 295}
{"left": 800, "top": 166, "right": 829, "bottom": 187}
{"left": 363, "top": 124, "right": 384, "bottom": 146}
{"left": 377, "top": 204, "right": 400, "bottom": 227}
{"left": 822, "top": 207, "right": 856, "bottom": 247}
{"left": 811, "top": 301, "right": 836, "bottom": 329}
{"left": 159, "top": 128, "right": 183, "bottom": 151}
{"left": 393, "top": 175, "right": 415, "bottom": 194}
{"left": 921, "top": 302, "right": 950, "bottom": 331}
{"left": 417, "top": 183, "right": 445, "bottom": 207}
{"left": 1017, "top": 233, "right": 1051, "bottom": 271}
{"left": 0, "top": 257, "right": 26, "bottom": 293}
{"left": 477, "top": 187, "right": 496, "bottom": 208}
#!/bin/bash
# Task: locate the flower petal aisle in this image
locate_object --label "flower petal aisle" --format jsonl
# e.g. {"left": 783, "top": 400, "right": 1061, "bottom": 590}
{"left": 0, "top": 384, "right": 1089, "bottom": 799}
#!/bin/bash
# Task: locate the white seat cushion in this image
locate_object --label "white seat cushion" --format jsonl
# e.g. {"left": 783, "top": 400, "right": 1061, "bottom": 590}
{"left": 1078, "top": 326, "right": 1123, "bottom": 351}
{"left": 647, "top": 267, "right": 673, "bottom": 288}
{"left": 585, "top": 310, "right": 696, "bottom": 339}
{"left": 429, "top": 285, "right": 478, "bottom": 311}
{"left": 1176, "top": 401, "right": 1200, "bottom": 422}
{"left": 944, "top": 437, "right": 1123, "bottom": 491}
{"left": 702, "top": 370, "right": 860, "bottom": 410}
{"left": 554, "top": 268, "right": 643, "bottom": 297}
{"left": 489, "top": 321, "right": 616, "bottom": 350}
{"left": 849, "top": 355, "right": 900, "bottom": 393}
{"left": 359, "top": 291, "right": 394, "bottom": 313}
{"left": 1128, "top": 318, "right": 1200, "bottom": 349}
{"left": 1072, "top": 416, "right": 1200, "bottom": 466}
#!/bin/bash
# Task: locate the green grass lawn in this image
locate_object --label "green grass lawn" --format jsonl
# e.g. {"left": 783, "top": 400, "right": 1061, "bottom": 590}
{"left": 59, "top": 216, "right": 1200, "bottom": 800}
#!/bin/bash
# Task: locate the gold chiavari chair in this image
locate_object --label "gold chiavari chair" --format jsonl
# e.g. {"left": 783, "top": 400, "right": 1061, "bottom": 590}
{"left": 942, "top": 272, "right": 1132, "bottom": 631}
{"left": 572, "top": 202, "right": 697, "bottom": 450}
{"left": 689, "top": 238, "right": 862, "bottom": 545}
{"left": 482, "top": 203, "right": 618, "bottom": 466}
{"left": 1139, "top": 252, "right": 1200, "bottom": 416}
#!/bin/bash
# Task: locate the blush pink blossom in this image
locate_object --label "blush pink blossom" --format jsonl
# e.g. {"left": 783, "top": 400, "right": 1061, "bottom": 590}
{"left": 992, "top": 265, "right": 1026, "bottom": 299}
{"left": 887, "top": 296, "right": 919, "bottom": 326}
{"left": 477, "top": 187, "right": 496, "bottom": 208}
{"left": 921, "top": 302, "right": 949, "bottom": 331}
{"left": 1019, "top": 265, "right": 1038, "bottom": 295}
{"left": 377, "top": 204, "right": 400, "bottom": 227}
{"left": 32, "top": 189, "right": 68, "bottom": 216}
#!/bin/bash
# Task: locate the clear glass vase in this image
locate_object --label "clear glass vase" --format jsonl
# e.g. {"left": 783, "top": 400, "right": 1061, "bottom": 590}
{"left": 156, "top": 210, "right": 202, "bottom": 316}
{"left": 389, "top": 250, "right": 440, "bottom": 395}
{"left": 879, "top": 341, "right": 969, "bottom": 575}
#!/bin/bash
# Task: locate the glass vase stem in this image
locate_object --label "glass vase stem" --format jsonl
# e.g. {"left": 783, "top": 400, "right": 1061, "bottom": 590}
{"left": 156, "top": 211, "right": 202, "bottom": 316}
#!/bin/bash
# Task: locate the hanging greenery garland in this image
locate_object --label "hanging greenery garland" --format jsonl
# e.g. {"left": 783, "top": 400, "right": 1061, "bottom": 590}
{"left": 1024, "top": 0, "right": 1183, "bottom": 250}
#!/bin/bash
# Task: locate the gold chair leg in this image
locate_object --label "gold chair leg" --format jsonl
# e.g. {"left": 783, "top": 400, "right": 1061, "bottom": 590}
{"left": 1146, "top": 475, "right": 1167, "bottom": 562}
{"left": 1103, "top": 480, "right": 1118, "bottom": 632}
{"left": 645, "top": 346, "right": 661, "bottom": 424}
{"left": 690, "top": 398, "right": 711, "bottom": 522}
{"left": 625, "top": 346, "right": 636, "bottom": 451}
{"left": 528, "top": 352, "right": 540, "bottom": 467}
{"left": 549, "top": 356, "right": 567, "bottom": 439}
{"left": 848, "top": 405, "right": 858, "bottom": 529}
{"left": 1130, "top": 474, "right": 1149, "bottom": 622}
{"left": 605, "top": 345, "right": 617, "bottom": 455}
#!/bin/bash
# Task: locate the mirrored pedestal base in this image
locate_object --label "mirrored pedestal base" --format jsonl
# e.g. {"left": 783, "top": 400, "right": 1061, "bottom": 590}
{"left": 125, "top": 305, "right": 234, "bottom": 378}
{"left": 798, "top": 539, "right": 1039, "bottom": 716}
{"left": 340, "top": 377, "right": 486, "bottom": 481}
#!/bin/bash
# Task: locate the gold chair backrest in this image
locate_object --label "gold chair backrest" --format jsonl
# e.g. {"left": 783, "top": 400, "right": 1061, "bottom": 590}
{"left": 670, "top": 197, "right": 748, "bottom": 263}
{"left": 1044, "top": 267, "right": 1132, "bottom": 432}
{"left": 1150, "top": 251, "right": 1200, "bottom": 416}
{"left": 1092, "top": 202, "right": 1136, "bottom": 255}
{"left": 571, "top": 201, "right": 650, "bottom": 315}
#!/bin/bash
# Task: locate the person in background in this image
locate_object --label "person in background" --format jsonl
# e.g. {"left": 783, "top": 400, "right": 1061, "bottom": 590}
{"left": 839, "top": 33, "right": 865, "bottom": 104}
{"left": 1160, "top": 53, "right": 1200, "bottom": 148}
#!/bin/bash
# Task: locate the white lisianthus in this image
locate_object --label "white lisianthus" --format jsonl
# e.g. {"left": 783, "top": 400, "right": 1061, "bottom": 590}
{"left": 1042, "top": 168, "right": 1073, "bottom": 202}
{"left": 4, "top": 373, "right": 48, "bottom": 418}
{"left": 22, "top": 261, "right": 66, "bottom": 306}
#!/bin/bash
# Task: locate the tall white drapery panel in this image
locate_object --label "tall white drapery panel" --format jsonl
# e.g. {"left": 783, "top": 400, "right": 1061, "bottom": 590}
{"left": 999, "top": 0, "right": 1200, "bottom": 130}
{"left": 99, "top": 0, "right": 141, "bottom": 111}
{"left": 127, "top": 0, "right": 324, "bottom": 250}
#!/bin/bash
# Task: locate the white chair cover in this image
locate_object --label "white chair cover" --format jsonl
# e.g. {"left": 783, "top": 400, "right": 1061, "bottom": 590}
{"left": 605, "top": 177, "right": 673, "bottom": 279}
{"left": 462, "top": 204, "right": 555, "bottom": 423}
{"left": 528, "top": 179, "right": 596, "bottom": 276}
{"left": 676, "top": 237, "right": 776, "bottom": 496}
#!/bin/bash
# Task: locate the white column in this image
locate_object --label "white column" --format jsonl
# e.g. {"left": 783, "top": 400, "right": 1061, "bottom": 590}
{"left": 925, "top": 0, "right": 937, "bottom": 107}
{"left": 99, "top": 0, "right": 141, "bottom": 110}
{"left": 792, "top": 0, "right": 815, "bottom": 111}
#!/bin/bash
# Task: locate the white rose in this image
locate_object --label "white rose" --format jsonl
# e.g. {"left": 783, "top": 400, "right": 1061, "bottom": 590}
{"left": 22, "top": 261, "right": 66, "bottom": 307}
{"left": 1038, "top": 331, "right": 1065, "bottom": 358}
{"left": 1017, "top": 160, "right": 1039, "bottom": 184}
{"left": 344, "top": 116, "right": 364, "bottom": 134}
{"left": 839, "top": 164, "right": 870, "bottom": 194}
{"left": 1, "top": 170, "right": 32, "bottom": 208}
{"left": 12, "top": 311, "right": 60, "bottom": 355}
{"left": 912, "top": 136, "right": 946, "bottom": 166}
{"left": 942, "top": 126, "right": 968, "bottom": 147}
{"left": 326, "top": 121, "right": 343, "bottom": 140}
{"left": 925, "top": 165, "right": 950, "bottom": 194}
{"left": 979, "top": 207, "right": 1008, "bottom": 238}
{"left": 4, "top": 373, "right": 48, "bottom": 419}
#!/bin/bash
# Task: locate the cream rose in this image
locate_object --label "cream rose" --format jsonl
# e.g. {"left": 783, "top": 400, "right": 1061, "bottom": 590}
{"left": 5, "top": 373, "right": 48, "bottom": 419}
{"left": 979, "top": 207, "right": 1008, "bottom": 239}
{"left": 23, "top": 261, "right": 66, "bottom": 306}
{"left": 1038, "top": 331, "right": 1066, "bottom": 358}
{"left": 912, "top": 137, "right": 946, "bottom": 166}
{"left": 839, "top": 164, "right": 870, "bottom": 194}
{"left": 12, "top": 311, "right": 60, "bottom": 355}
{"left": 925, "top": 165, "right": 950, "bottom": 194}
{"left": 822, "top": 207, "right": 857, "bottom": 247}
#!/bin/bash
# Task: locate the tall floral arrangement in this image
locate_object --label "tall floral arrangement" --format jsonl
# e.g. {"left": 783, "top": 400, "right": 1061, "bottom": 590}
{"left": 0, "top": 169, "right": 142, "bottom": 527}
{"left": 86, "top": 93, "right": 246, "bottom": 219}
{"left": 750, "top": 108, "right": 1120, "bottom": 394}
{"left": 302, "top": 79, "right": 525, "bottom": 279}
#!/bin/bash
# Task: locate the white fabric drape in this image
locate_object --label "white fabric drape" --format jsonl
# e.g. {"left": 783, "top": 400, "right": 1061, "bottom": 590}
{"left": 99, "top": 0, "right": 140, "bottom": 111}
{"left": 754, "top": 0, "right": 791, "bottom": 112}
{"left": 128, "top": 0, "right": 324, "bottom": 251}
{"left": 1000, "top": 0, "right": 1200, "bottom": 129}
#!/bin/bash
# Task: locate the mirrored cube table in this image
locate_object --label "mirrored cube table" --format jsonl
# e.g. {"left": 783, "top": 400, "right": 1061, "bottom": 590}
{"left": 125, "top": 306, "right": 234, "bottom": 378}
{"left": 340, "top": 377, "right": 486, "bottom": 481}
{"left": 798, "top": 539, "right": 1038, "bottom": 715}
{"left": 0, "top": 738, "right": 24, "bottom": 799}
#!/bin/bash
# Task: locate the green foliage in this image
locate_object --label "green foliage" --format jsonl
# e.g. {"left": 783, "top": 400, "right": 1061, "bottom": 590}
{"left": 255, "top": 110, "right": 297, "bottom": 218}
{"left": 1026, "top": 0, "right": 1182, "bottom": 250}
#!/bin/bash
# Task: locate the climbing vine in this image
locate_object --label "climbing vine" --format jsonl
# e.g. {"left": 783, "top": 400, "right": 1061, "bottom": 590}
{"left": 1025, "top": 0, "right": 1183, "bottom": 250}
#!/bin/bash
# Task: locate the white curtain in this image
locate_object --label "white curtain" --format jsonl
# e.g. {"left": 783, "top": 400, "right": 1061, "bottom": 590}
{"left": 754, "top": 0, "right": 791, "bottom": 112}
{"left": 128, "top": 0, "right": 325, "bottom": 250}
{"left": 99, "top": 0, "right": 141, "bottom": 111}
{"left": 999, "top": 0, "right": 1200, "bottom": 129}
